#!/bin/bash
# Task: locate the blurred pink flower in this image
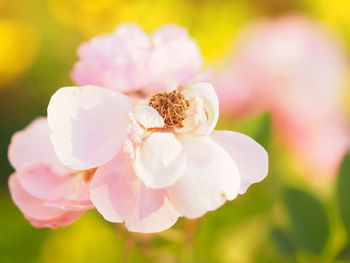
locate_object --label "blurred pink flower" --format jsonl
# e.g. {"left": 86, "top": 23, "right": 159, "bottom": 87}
{"left": 47, "top": 83, "right": 268, "bottom": 233}
{"left": 71, "top": 24, "right": 203, "bottom": 97}
{"left": 213, "top": 15, "right": 350, "bottom": 178}
{"left": 8, "top": 118, "right": 93, "bottom": 228}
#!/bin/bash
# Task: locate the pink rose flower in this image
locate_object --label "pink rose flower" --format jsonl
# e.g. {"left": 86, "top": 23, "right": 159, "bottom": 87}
{"left": 47, "top": 83, "right": 268, "bottom": 233}
{"left": 8, "top": 118, "right": 93, "bottom": 228}
{"left": 213, "top": 15, "right": 350, "bottom": 178}
{"left": 71, "top": 24, "right": 203, "bottom": 96}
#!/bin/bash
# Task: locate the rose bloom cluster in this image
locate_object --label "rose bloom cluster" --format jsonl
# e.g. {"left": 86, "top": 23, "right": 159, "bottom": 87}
{"left": 8, "top": 24, "right": 268, "bottom": 233}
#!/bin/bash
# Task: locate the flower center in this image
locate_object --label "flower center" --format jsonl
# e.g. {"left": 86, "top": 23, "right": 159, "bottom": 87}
{"left": 148, "top": 90, "right": 190, "bottom": 128}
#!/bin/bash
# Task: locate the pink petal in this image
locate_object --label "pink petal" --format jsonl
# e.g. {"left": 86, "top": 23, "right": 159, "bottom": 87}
{"left": 211, "top": 130, "right": 268, "bottom": 194}
{"left": 71, "top": 24, "right": 202, "bottom": 96}
{"left": 8, "top": 175, "right": 84, "bottom": 228}
{"left": 16, "top": 163, "right": 90, "bottom": 202}
{"left": 71, "top": 24, "right": 150, "bottom": 93}
{"left": 152, "top": 25, "right": 190, "bottom": 44}
{"left": 273, "top": 110, "right": 349, "bottom": 177}
{"left": 25, "top": 211, "right": 83, "bottom": 229}
{"left": 167, "top": 136, "right": 241, "bottom": 219}
{"left": 90, "top": 152, "right": 179, "bottom": 233}
{"left": 8, "top": 117, "right": 67, "bottom": 174}
{"left": 44, "top": 199, "right": 94, "bottom": 211}
{"left": 114, "top": 23, "right": 150, "bottom": 46}
{"left": 213, "top": 15, "right": 347, "bottom": 116}
{"left": 212, "top": 62, "right": 266, "bottom": 116}
{"left": 47, "top": 85, "right": 131, "bottom": 170}
{"left": 149, "top": 25, "right": 203, "bottom": 88}
{"left": 133, "top": 132, "right": 186, "bottom": 188}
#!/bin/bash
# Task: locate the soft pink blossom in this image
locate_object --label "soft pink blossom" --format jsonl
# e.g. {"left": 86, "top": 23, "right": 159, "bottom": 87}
{"left": 8, "top": 118, "right": 93, "bottom": 228}
{"left": 71, "top": 24, "right": 203, "bottom": 96}
{"left": 47, "top": 83, "right": 268, "bottom": 233}
{"left": 213, "top": 15, "right": 350, "bottom": 178}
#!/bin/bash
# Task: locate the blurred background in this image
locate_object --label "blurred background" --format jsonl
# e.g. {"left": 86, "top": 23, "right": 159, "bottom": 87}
{"left": 1, "top": 0, "right": 350, "bottom": 262}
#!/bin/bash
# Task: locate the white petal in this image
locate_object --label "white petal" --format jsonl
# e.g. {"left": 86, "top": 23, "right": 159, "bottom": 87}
{"left": 47, "top": 85, "right": 131, "bottom": 170}
{"left": 132, "top": 104, "right": 165, "bottom": 128}
{"left": 167, "top": 136, "right": 241, "bottom": 219}
{"left": 211, "top": 130, "right": 268, "bottom": 194}
{"left": 133, "top": 132, "right": 186, "bottom": 188}
{"left": 182, "top": 82, "right": 219, "bottom": 135}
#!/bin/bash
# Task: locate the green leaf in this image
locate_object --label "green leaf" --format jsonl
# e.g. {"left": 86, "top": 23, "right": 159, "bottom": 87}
{"left": 337, "top": 243, "right": 350, "bottom": 261}
{"left": 271, "top": 227, "right": 296, "bottom": 257}
{"left": 232, "top": 112, "right": 271, "bottom": 148}
{"left": 253, "top": 113, "right": 271, "bottom": 149}
{"left": 284, "top": 188, "right": 330, "bottom": 254}
{"left": 337, "top": 153, "right": 350, "bottom": 236}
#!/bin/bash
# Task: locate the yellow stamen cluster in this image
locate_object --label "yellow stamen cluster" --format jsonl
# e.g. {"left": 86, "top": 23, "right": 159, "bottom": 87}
{"left": 148, "top": 90, "right": 190, "bottom": 128}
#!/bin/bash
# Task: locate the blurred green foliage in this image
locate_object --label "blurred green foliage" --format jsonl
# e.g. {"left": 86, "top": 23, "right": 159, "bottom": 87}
{"left": 0, "top": 191, "right": 48, "bottom": 263}
{"left": 271, "top": 227, "right": 296, "bottom": 257}
{"left": 338, "top": 154, "right": 350, "bottom": 236}
{"left": 284, "top": 187, "right": 329, "bottom": 255}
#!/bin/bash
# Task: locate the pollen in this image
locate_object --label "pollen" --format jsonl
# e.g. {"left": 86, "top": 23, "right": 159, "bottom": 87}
{"left": 148, "top": 90, "right": 190, "bottom": 128}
